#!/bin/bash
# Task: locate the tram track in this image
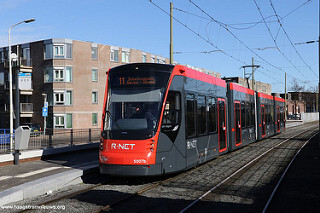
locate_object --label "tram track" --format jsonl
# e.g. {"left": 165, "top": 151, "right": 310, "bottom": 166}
{"left": 179, "top": 125, "right": 319, "bottom": 212}
{"left": 13, "top": 122, "right": 318, "bottom": 212}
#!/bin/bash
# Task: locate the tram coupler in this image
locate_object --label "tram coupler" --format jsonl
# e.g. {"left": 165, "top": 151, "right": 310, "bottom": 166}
{"left": 13, "top": 150, "right": 21, "bottom": 165}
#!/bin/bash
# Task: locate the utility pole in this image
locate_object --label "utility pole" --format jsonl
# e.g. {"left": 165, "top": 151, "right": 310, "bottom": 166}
{"left": 170, "top": 2, "right": 173, "bottom": 64}
{"left": 285, "top": 72, "right": 287, "bottom": 120}
{"left": 252, "top": 57, "right": 255, "bottom": 91}
{"left": 241, "top": 58, "right": 260, "bottom": 91}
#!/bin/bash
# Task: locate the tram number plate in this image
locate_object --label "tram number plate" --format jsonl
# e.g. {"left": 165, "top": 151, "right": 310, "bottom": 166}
{"left": 134, "top": 159, "right": 147, "bottom": 164}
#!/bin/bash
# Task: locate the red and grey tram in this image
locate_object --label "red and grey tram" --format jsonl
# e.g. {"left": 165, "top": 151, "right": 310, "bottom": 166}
{"left": 99, "top": 63, "right": 286, "bottom": 176}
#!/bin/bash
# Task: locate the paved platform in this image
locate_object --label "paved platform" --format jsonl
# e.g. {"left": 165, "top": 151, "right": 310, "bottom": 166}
{"left": 0, "top": 147, "right": 99, "bottom": 206}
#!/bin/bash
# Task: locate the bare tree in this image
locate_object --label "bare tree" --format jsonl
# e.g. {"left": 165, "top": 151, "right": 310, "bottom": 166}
{"left": 289, "top": 79, "right": 305, "bottom": 92}
{"left": 288, "top": 79, "right": 305, "bottom": 116}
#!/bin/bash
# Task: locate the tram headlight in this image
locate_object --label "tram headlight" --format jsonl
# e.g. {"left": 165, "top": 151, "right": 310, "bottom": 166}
{"left": 99, "top": 156, "right": 108, "bottom": 163}
{"left": 99, "top": 138, "right": 104, "bottom": 150}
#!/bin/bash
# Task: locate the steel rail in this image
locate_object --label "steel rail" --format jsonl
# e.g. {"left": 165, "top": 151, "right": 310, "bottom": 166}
{"left": 262, "top": 130, "right": 319, "bottom": 213}
{"left": 179, "top": 127, "right": 317, "bottom": 213}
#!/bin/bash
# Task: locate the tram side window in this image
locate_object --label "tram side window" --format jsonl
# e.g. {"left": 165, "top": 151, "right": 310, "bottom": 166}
{"left": 186, "top": 94, "right": 196, "bottom": 137}
{"left": 271, "top": 104, "right": 274, "bottom": 123}
{"left": 265, "top": 105, "right": 269, "bottom": 124}
{"left": 208, "top": 97, "right": 217, "bottom": 133}
{"left": 246, "top": 102, "right": 250, "bottom": 127}
{"left": 197, "top": 95, "right": 207, "bottom": 135}
{"left": 161, "top": 91, "right": 181, "bottom": 141}
{"left": 251, "top": 102, "right": 255, "bottom": 126}
{"left": 241, "top": 102, "right": 246, "bottom": 127}
{"left": 161, "top": 91, "right": 181, "bottom": 131}
{"left": 280, "top": 107, "right": 284, "bottom": 121}
{"left": 267, "top": 105, "right": 271, "bottom": 124}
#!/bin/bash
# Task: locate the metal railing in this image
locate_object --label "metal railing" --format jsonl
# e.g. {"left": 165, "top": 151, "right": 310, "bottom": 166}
{"left": 0, "top": 128, "right": 101, "bottom": 153}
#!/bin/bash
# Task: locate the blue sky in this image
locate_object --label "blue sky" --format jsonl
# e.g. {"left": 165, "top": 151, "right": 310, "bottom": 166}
{"left": 0, "top": 0, "right": 318, "bottom": 93}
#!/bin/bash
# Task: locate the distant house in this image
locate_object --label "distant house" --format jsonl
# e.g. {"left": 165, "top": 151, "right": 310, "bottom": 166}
{"left": 280, "top": 92, "right": 318, "bottom": 116}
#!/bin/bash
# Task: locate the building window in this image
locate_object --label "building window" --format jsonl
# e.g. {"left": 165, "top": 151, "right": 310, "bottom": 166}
{"left": 54, "top": 90, "right": 72, "bottom": 105}
{"left": 54, "top": 45, "right": 64, "bottom": 58}
{"left": 65, "top": 91, "right": 72, "bottom": 105}
{"left": 54, "top": 68, "right": 64, "bottom": 82}
{"left": 0, "top": 51, "right": 4, "bottom": 62}
{"left": 142, "top": 53, "right": 146, "bottom": 62}
{"left": 92, "top": 68, "right": 98, "bottom": 82}
{"left": 65, "top": 67, "right": 72, "bottom": 82}
{"left": 54, "top": 91, "right": 65, "bottom": 105}
{"left": 45, "top": 67, "right": 53, "bottom": 82}
{"left": 46, "top": 67, "right": 72, "bottom": 83}
{"left": 44, "top": 44, "right": 53, "bottom": 59}
{"left": 92, "top": 91, "right": 98, "bottom": 104}
{"left": 110, "top": 49, "right": 119, "bottom": 62}
{"left": 92, "top": 113, "right": 98, "bottom": 125}
{"left": 54, "top": 114, "right": 72, "bottom": 129}
{"left": 54, "top": 115, "right": 65, "bottom": 128}
{"left": 66, "top": 43, "right": 72, "bottom": 59}
{"left": 22, "top": 47, "right": 31, "bottom": 66}
{"left": 45, "top": 43, "right": 72, "bottom": 59}
{"left": 66, "top": 114, "right": 73, "bottom": 128}
{"left": 92, "top": 47, "right": 97, "bottom": 60}
{"left": 151, "top": 56, "right": 155, "bottom": 63}
{"left": 122, "top": 50, "right": 130, "bottom": 63}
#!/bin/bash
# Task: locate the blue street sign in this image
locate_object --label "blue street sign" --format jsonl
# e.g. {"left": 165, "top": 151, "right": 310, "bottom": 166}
{"left": 42, "top": 107, "right": 48, "bottom": 117}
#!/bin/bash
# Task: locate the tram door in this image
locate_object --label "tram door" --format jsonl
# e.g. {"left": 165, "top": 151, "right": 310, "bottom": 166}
{"left": 261, "top": 105, "right": 266, "bottom": 137}
{"left": 234, "top": 101, "right": 241, "bottom": 145}
{"left": 218, "top": 99, "right": 227, "bottom": 152}
{"left": 276, "top": 106, "right": 280, "bottom": 132}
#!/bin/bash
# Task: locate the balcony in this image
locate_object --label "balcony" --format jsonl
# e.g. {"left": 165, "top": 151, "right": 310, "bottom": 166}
{"left": 2, "top": 57, "right": 32, "bottom": 70}
{"left": 20, "top": 103, "right": 33, "bottom": 113}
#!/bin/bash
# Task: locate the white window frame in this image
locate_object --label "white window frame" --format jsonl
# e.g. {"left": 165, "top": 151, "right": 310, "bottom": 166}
{"left": 110, "top": 46, "right": 119, "bottom": 62}
{"left": 54, "top": 90, "right": 72, "bottom": 105}
{"left": 121, "top": 48, "right": 130, "bottom": 63}
{"left": 54, "top": 90, "right": 65, "bottom": 105}
{"left": 142, "top": 53, "right": 146, "bottom": 63}
{"left": 54, "top": 67, "right": 64, "bottom": 82}
{"left": 54, "top": 114, "right": 65, "bottom": 129}
{"left": 53, "top": 45, "right": 64, "bottom": 58}
{"left": 54, "top": 113, "right": 72, "bottom": 129}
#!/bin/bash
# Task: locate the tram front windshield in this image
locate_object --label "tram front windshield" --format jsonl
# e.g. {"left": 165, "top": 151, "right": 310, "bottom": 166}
{"left": 104, "top": 68, "right": 171, "bottom": 140}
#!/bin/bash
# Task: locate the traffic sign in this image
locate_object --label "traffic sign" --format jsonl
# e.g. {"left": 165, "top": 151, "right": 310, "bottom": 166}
{"left": 42, "top": 107, "right": 48, "bottom": 117}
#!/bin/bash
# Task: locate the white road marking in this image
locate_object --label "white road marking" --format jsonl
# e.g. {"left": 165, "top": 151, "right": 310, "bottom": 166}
{"left": 0, "top": 176, "right": 13, "bottom": 181}
{"left": 15, "top": 167, "right": 63, "bottom": 178}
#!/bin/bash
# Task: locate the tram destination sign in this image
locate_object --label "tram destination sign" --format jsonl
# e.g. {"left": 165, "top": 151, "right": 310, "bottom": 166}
{"left": 118, "top": 77, "right": 155, "bottom": 85}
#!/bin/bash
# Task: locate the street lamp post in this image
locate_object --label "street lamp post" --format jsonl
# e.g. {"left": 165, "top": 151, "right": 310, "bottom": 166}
{"left": 9, "top": 18, "right": 35, "bottom": 151}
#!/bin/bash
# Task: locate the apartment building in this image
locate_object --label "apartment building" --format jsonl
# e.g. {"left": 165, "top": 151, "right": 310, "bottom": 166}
{"left": 0, "top": 38, "right": 221, "bottom": 130}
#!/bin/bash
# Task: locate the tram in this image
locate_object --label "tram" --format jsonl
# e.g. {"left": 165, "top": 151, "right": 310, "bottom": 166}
{"left": 99, "top": 63, "right": 285, "bottom": 176}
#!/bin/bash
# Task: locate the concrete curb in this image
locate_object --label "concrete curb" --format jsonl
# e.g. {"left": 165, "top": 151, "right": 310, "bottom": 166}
{"left": 0, "top": 163, "right": 98, "bottom": 206}
{"left": 0, "top": 142, "right": 99, "bottom": 164}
